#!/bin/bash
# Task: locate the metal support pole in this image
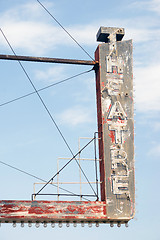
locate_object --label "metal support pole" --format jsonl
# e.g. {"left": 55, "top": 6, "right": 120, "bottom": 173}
{"left": 94, "top": 132, "right": 99, "bottom": 201}
{"left": 0, "top": 54, "right": 98, "bottom": 66}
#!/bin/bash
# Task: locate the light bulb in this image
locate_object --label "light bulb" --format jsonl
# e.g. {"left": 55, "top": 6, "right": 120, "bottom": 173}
{"left": 43, "top": 222, "right": 47, "bottom": 228}
{"left": 73, "top": 222, "right": 77, "bottom": 227}
{"left": 28, "top": 221, "right": 32, "bottom": 227}
{"left": 88, "top": 222, "right": 92, "bottom": 228}
{"left": 13, "top": 221, "right": 16, "bottom": 228}
{"left": 58, "top": 222, "right": 62, "bottom": 228}
{"left": 117, "top": 222, "right": 121, "bottom": 228}
{"left": 21, "top": 221, "right": 24, "bottom": 228}
{"left": 110, "top": 222, "right": 114, "bottom": 227}
{"left": 125, "top": 222, "right": 129, "bottom": 228}
{"left": 66, "top": 222, "right": 70, "bottom": 227}
{"left": 35, "top": 222, "right": 40, "bottom": 228}
{"left": 51, "top": 222, "right": 55, "bottom": 228}
{"left": 81, "top": 222, "right": 85, "bottom": 227}
{"left": 95, "top": 222, "right": 99, "bottom": 227}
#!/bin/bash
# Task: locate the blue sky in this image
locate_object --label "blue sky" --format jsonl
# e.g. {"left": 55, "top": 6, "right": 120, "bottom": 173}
{"left": 0, "top": 0, "right": 160, "bottom": 239}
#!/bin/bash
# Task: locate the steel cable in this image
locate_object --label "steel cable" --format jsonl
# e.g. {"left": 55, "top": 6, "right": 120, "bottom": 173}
{"left": 0, "top": 160, "right": 90, "bottom": 201}
{"left": 36, "top": 0, "right": 94, "bottom": 61}
{"left": 0, "top": 69, "right": 93, "bottom": 107}
{"left": 0, "top": 28, "right": 97, "bottom": 197}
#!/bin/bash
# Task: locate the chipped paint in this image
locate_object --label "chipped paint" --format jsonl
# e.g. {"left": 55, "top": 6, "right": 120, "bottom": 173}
{"left": 0, "top": 27, "right": 134, "bottom": 225}
{"left": 0, "top": 200, "right": 108, "bottom": 223}
{"left": 95, "top": 27, "right": 135, "bottom": 220}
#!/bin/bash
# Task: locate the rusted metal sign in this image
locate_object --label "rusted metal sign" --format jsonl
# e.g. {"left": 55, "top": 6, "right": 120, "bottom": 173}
{"left": 0, "top": 200, "right": 128, "bottom": 226}
{"left": 0, "top": 200, "right": 106, "bottom": 223}
{"left": 95, "top": 27, "right": 135, "bottom": 220}
{"left": 0, "top": 26, "right": 135, "bottom": 226}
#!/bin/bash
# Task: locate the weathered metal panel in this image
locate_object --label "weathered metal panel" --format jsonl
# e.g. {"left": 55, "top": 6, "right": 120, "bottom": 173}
{"left": 0, "top": 27, "right": 134, "bottom": 224}
{"left": 0, "top": 201, "right": 107, "bottom": 223}
{"left": 95, "top": 27, "right": 135, "bottom": 220}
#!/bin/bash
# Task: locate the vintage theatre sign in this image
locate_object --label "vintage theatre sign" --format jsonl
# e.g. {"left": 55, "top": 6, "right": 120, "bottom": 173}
{"left": 0, "top": 26, "right": 135, "bottom": 226}
{"left": 95, "top": 27, "right": 135, "bottom": 219}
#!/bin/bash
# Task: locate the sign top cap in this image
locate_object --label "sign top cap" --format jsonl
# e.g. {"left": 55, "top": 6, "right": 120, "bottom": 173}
{"left": 96, "top": 27, "right": 125, "bottom": 43}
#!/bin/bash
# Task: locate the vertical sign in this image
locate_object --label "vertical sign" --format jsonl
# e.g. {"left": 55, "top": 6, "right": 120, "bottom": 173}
{"left": 95, "top": 27, "right": 135, "bottom": 220}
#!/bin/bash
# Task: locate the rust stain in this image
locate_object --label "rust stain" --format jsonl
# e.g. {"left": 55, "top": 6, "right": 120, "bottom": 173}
{"left": 108, "top": 131, "right": 115, "bottom": 143}
{"left": 0, "top": 201, "right": 107, "bottom": 222}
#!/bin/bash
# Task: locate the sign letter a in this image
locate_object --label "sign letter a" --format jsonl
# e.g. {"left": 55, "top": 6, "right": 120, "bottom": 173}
{"left": 108, "top": 101, "right": 127, "bottom": 120}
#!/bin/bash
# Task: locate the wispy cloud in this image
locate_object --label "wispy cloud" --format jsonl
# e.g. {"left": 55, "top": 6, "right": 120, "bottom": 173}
{"left": 135, "top": 63, "right": 160, "bottom": 112}
{"left": 151, "top": 0, "right": 160, "bottom": 14}
{"left": 131, "top": 0, "right": 160, "bottom": 15}
{"left": 0, "top": 2, "right": 72, "bottom": 54}
{"left": 1, "top": 1, "right": 160, "bottom": 114}
{"left": 153, "top": 122, "right": 160, "bottom": 131}
{"left": 148, "top": 143, "right": 160, "bottom": 157}
{"left": 57, "top": 105, "right": 93, "bottom": 126}
{"left": 0, "top": 2, "right": 97, "bottom": 55}
{"left": 0, "top": 2, "right": 159, "bottom": 53}
{"left": 35, "top": 65, "right": 67, "bottom": 83}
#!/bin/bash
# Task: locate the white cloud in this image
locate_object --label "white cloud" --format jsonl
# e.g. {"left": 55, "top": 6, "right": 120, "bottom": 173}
{"left": 71, "top": 21, "right": 160, "bottom": 46}
{"left": 35, "top": 65, "right": 67, "bottom": 83}
{"left": 148, "top": 143, "right": 160, "bottom": 157}
{"left": 0, "top": 1, "right": 159, "bottom": 55}
{"left": 153, "top": 122, "right": 160, "bottom": 131}
{"left": 134, "top": 63, "right": 160, "bottom": 112}
{"left": 1, "top": 2, "right": 160, "bottom": 115}
{"left": 1, "top": 22, "right": 54, "bottom": 54}
{"left": 0, "top": 2, "right": 97, "bottom": 56}
{"left": 125, "top": 27, "right": 160, "bottom": 43}
{"left": 58, "top": 105, "right": 92, "bottom": 126}
{"left": 130, "top": 0, "right": 160, "bottom": 15}
{"left": 149, "top": 0, "right": 160, "bottom": 14}
{"left": 1, "top": 18, "right": 157, "bottom": 56}
{"left": 1, "top": 2, "right": 54, "bottom": 20}
{"left": 68, "top": 25, "right": 97, "bottom": 46}
{"left": 1, "top": 20, "right": 72, "bottom": 55}
{"left": 131, "top": 0, "right": 160, "bottom": 15}
{"left": 0, "top": 3, "right": 73, "bottom": 54}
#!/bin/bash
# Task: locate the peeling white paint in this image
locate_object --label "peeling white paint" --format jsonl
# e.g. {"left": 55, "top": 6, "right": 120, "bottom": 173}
{"left": 102, "top": 97, "right": 111, "bottom": 114}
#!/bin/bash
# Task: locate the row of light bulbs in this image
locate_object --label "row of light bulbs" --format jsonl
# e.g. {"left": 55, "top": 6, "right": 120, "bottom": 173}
{"left": 0, "top": 221, "right": 128, "bottom": 228}
{"left": 12, "top": 221, "right": 97, "bottom": 228}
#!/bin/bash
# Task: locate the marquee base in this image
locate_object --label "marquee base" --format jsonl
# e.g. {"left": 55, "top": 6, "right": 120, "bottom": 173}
{"left": 0, "top": 200, "right": 131, "bottom": 224}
